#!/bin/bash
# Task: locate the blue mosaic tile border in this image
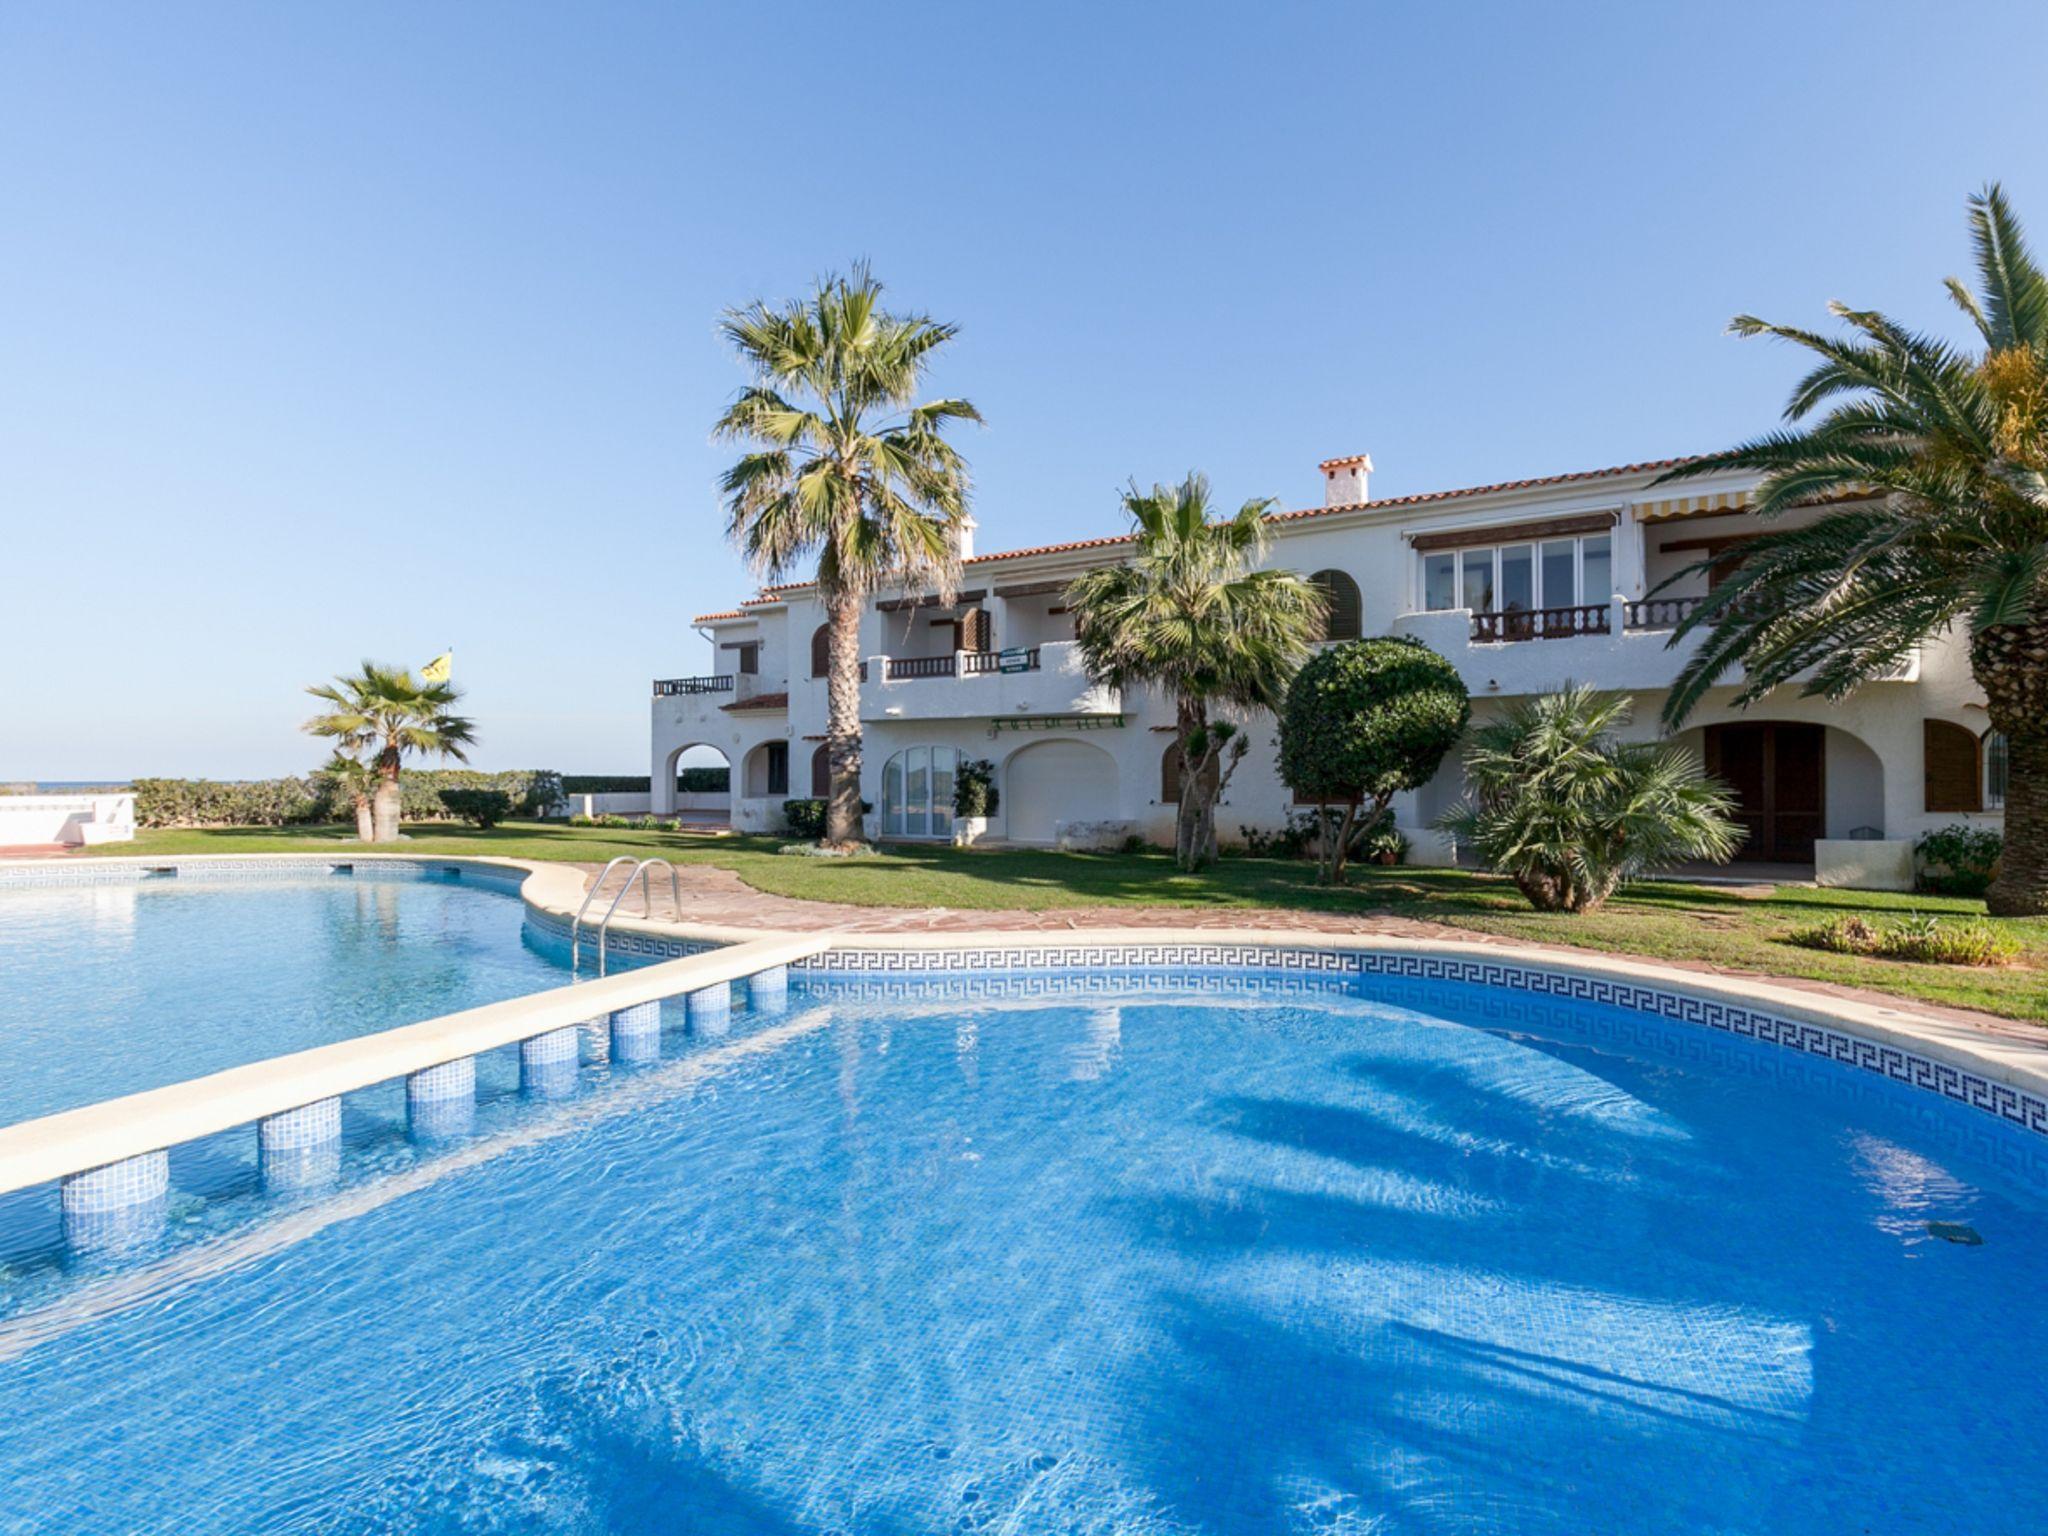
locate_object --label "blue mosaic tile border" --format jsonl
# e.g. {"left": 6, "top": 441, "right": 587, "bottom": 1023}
{"left": 520, "top": 904, "right": 722, "bottom": 963}
{"left": 800, "top": 943, "right": 2048, "bottom": 1140}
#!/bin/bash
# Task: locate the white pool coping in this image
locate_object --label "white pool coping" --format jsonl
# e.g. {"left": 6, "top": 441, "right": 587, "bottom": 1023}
{"left": 0, "top": 851, "right": 2043, "bottom": 1202}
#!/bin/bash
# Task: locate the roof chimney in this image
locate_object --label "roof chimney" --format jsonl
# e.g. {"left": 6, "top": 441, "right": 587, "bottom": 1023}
{"left": 951, "top": 513, "right": 978, "bottom": 561}
{"left": 1319, "top": 453, "right": 1372, "bottom": 507}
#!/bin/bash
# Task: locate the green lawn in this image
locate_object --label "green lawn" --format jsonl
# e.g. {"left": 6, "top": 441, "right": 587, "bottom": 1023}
{"left": 81, "top": 821, "right": 2048, "bottom": 1023}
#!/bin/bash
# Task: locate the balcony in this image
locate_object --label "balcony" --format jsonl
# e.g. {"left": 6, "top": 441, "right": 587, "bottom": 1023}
{"left": 653, "top": 674, "right": 733, "bottom": 697}
{"left": 862, "top": 640, "right": 1115, "bottom": 722}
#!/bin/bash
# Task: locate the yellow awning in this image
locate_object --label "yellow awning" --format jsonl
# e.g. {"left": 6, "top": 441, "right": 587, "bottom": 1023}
{"left": 1632, "top": 490, "right": 1752, "bottom": 523}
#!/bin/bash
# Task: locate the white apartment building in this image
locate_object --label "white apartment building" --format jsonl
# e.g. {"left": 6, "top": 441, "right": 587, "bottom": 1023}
{"left": 652, "top": 453, "right": 2007, "bottom": 882}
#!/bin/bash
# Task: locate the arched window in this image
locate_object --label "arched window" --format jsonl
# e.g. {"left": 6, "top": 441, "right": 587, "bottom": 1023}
{"left": 1160, "top": 742, "right": 1220, "bottom": 804}
{"left": 810, "top": 742, "right": 831, "bottom": 798}
{"left": 1924, "top": 719, "right": 1983, "bottom": 813}
{"left": 1985, "top": 730, "right": 2008, "bottom": 811}
{"left": 1310, "top": 569, "right": 1363, "bottom": 641}
{"left": 810, "top": 624, "right": 830, "bottom": 678}
{"left": 880, "top": 746, "right": 960, "bottom": 839}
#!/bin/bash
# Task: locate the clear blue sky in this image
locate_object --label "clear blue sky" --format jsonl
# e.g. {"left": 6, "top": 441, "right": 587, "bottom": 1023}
{"left": 4, "top": 1, "right": 2044, "bottom": 779}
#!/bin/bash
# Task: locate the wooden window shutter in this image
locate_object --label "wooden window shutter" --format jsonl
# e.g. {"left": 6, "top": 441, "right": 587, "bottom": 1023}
{"left": 1161, "top": 744, "right": 1183, "bottom": 803}
{"left": 810, "top": 625, "right": 830, "bottom": 678}
{"left": 810, "top": 743, "right": 831, "bottom": 797}
{"left": 1312, "top": 570, "right": 1363, "bottom": 641}
{"left": 1923, "top": 719, "right": 1982, "bottom": 813}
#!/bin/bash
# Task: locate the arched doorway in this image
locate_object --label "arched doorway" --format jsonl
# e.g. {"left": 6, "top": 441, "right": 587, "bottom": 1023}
{"left": 660, "top": 743, "right": 732, "bottom": 828}
{"left": 1005, "top": 739, "right": 1117, "bottom": 844}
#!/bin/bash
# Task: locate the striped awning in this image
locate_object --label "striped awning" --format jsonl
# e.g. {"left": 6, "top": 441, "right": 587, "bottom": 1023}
{"left": 1632, "top": 490, "right": 1752, "bottom": 523}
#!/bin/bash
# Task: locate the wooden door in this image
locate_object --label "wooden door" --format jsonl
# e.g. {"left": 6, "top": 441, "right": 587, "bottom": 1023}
{"left": 1703, "top": 723, "right": 1825, "bottom": 862}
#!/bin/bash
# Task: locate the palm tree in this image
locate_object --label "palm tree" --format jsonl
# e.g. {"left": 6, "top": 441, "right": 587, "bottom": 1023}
{"left": 1067, "top": 475, "right": 1326, "bottom": 870}
{"left": 303, "top": 662, "right": 476, "bottom": 842}
{"left": 319, "top": 750, "right": 377, "bottom": 842}
{"left": 713, "top": 266, "right": 981, "bottom": 847}
{"left": 1439, "top": 686, "right": 1739, "bottom": 912}
{"left": 1657, "top": 185, "right": 2048, "bottom": 915}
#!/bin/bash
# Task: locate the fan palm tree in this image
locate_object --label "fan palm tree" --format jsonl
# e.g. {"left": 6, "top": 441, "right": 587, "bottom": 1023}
{"left": 1657, "top": 185, "right": 2048, "bottom": 914}
{"left": 319, "top": 750, "right": 378, "bottom": 842}
{"left": 1439, "top": 686, "right": 1740, "bottom": 912}
{"left": 1067, "top": 475, "right": 1326, "bottom": 870}
{"left": 302, "top": 662, "right": 476, "bottom": 842}
{"left": 713, "top": 266, "right": 981, "bottom": 847}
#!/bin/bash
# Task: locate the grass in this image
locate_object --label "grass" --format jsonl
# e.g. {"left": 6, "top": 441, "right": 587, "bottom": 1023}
{"left": 81, "top": 821, "right": 2048, "bottom": 1023}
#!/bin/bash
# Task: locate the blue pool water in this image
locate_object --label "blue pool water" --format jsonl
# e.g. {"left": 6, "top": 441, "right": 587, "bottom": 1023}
{"left": 0, "top": 963, "right": 2041, "bottom": 1532}
{"left": 0, "top": 868, "right": 565, "bottom": 1126}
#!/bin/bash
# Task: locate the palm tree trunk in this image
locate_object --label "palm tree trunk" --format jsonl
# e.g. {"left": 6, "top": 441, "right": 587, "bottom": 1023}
{"left": 1174, "top": 700, "right": 1210, "bottom": 872}
{"left": 370, "top": 756, "right": 402, "bottom": 843}
{"left": 823, "top": 591, "right": 866, "bottom": 847}
{"left": 1974, "top": 623, "right": 2048, "bottom": 917}
{"left": 353, "top": 795, "right": 374, "bottom": 842}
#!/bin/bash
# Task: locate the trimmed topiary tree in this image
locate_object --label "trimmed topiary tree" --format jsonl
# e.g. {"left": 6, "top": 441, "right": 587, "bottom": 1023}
{"left": 1278, "top": 638, "right": 1471, "bottom": 884}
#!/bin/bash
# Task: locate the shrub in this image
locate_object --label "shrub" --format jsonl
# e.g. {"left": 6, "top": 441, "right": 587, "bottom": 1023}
{"left": 1438, "top": 686, "right": 1740, "bottom": 913}
{"left": 1236, "top": 808, "right": 1408, "bottom": 865}
{"left": 1916, "top": 825, "right": 2003, "bottom": 897}
{"left": 1278, "top": 638, "right": 1470, "bottom": 884}
{"left": 677, "top": 766, "right": 730, "bottom": 794}
{"left": 561, "top": 775, "right": 650, "bottom": 795}
{"left": 1787, "top": 912, "right": 2020, "bottom": 966}
{"left": 439, "top": 788, "right": 514, "bottom": 828}
{"left": 953, "top": 759, "right": 999, "bottom": 819}
{"left": 784, "top": 797, "right": 871, "bottom": 840}
{"left": 133, "top": 777, "right": 323, "bottom": 828}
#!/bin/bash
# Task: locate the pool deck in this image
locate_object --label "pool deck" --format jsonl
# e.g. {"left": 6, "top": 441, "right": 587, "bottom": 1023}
{"left": 561, "top": 858, "right": 2048, "bottom": 1049}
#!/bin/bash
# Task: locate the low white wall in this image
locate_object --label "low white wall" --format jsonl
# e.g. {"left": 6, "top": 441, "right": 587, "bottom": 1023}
{"left": 0, "top": 794, "right": 136, "bottom": 845}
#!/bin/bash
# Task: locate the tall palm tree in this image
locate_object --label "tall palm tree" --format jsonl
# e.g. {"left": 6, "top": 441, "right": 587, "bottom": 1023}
{"left": 1658, "top": 185, "right": 2048, "bottom": 915}
{"left": 713, "top": 266, "right": 981, "bottom": 847}
{"left": 1067, "top": 475, "right": 1326, "bottom": 870}
{"left": 303, "top": 662, "right": 476, "bottom": 842}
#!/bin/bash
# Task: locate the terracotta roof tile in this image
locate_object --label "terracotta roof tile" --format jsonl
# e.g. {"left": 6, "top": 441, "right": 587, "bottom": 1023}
{"left": 691, "top": 609, "right": 747, "bottom": 624}
{"left": 720, "top": 691, "right": 789, "bottom": 712}
{"left": 723, "top": 453, "right": 1713, "bottom": 600}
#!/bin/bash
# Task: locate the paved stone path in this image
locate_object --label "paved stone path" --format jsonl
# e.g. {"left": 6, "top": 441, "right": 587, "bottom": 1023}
{"left": 573, "top": 861, "right": 2044, "bottom": 1043}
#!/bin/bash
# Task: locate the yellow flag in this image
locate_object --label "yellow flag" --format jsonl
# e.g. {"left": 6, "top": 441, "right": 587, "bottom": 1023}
{"left": 419, "top": 651, "right": 453, "bottom": 685}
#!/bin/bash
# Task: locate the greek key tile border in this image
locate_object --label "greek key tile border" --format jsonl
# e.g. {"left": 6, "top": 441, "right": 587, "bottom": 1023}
{"left": 799, "top": 944, "right": 2048, "bottom": 1140}
{"left": 520, "top": 904, "right": 721, "bottom": 963}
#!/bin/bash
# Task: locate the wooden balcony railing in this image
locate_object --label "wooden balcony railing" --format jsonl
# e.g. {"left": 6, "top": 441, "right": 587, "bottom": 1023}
{"left": 1623, "top": 597, "right": 1704, "bottom": 631}
{"left": 653, "top": 675, "right": 735, "bottom": 696}
{"left": 883, "top": 650, "right": 1041, "bottom": 680}
{"left": 1470, "top": 604, "right": 1611, "bottom": 643}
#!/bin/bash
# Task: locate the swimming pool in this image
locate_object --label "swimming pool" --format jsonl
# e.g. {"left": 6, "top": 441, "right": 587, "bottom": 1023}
{"left": 0, "top": 937, "right": 2041, "bottom": 1532}
{"left": 0, "top": 863, "right": 564, "bottom": 1127}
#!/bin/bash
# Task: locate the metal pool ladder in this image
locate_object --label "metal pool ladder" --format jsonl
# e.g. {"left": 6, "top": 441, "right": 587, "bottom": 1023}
{"left": 570, "top": 857, "right": 684, "bottom": 977}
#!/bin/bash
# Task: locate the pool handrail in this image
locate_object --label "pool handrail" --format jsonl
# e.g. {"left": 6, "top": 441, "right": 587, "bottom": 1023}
{"left": 595, "top": 858, "right": 684, "bottom": 977}
{"left": 569, "top": 856, "right": 637, "bottom": 974}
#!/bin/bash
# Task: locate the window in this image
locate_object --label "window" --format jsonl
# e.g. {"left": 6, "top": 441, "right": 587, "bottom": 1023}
{"left": 1924, "top": 719, "right": 1982, "bottom": 813}
{"left": 1160, "top": 742, "right": 1220, "bottom": 804}
{"left": 1499, "top": 545, "right": 1535, "bottom": 613}
{"left": 1309, "top": 569, "right": 1363, "bottom": 641}
{"left": 1423, "top": 552, "right": 1457, "bottom": 611}
{"left": 880, "top": 746, "right": 960, "bottom": 838}
{"left": 728, "top": 642, "right": 761, "bottom": 676}
{"left": 1423, "top": 530, "right": 1613, "bottom": 612}
{"left": 764, "top": 742, "right": 789, "bottom": 797}
{"left": 810, "top": 742, "right": 831, "bottom": 797}
{"left": 810, "top": 625, "right": 830, "bottom": 678}
{"left": 1540, "top": 540, "right": 1576, "bottom": 608}
{"left": 1581, "top": 535, "right": 1612, "bottom": 605}
{"left": 1985, "top": 730, "right": 2008, "bottom": 811}
{"left": 1460, "top": 549, "right": 1495, "bottom": 612}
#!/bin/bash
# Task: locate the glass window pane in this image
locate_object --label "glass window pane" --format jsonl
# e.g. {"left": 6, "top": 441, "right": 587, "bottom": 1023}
{"left": 1461, "top": 549, "right": 1495, "bottom": 612}
{"left": 883, "top": 754, "right": 905, "bottom": 835}
{"left": 1423, "top": 553, "right": 1457, "bottom": 610}
{"left": 1500, "top": 546, "right": 1534, "bottom": 612}
{"left": 1540, "top": 540, "right": 1576, "bottom": 608}
{"left": 906, "top": 746, "right": 930, "bottom": 834}
{"left": 1581, "top": 535, "right": 1612, "bottom": 606}
{"left": 931, "top": 748, "right": 956, "bottom": 834}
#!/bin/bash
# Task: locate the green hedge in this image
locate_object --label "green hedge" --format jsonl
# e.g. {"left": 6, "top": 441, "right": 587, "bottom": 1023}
{"left": 133, "top": 770, "right": 565, "bottom": 828}
{"left": 560, "top": 769, "right": 729, "bottom": 794}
